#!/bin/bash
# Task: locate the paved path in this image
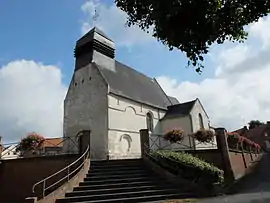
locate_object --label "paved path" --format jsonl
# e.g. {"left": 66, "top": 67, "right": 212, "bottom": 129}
{"left": 198, "top": 153, "right": 270, "bottom": 203}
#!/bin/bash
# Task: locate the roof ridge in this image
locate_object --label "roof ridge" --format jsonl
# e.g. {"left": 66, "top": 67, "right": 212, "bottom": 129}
{"left": 77, "top": 26, "right": 113, "bottom": 42}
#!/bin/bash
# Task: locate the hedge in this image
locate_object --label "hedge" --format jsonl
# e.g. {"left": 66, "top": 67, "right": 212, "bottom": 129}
{"left": 152, "top": 150, "right": 224, "bottom": 185}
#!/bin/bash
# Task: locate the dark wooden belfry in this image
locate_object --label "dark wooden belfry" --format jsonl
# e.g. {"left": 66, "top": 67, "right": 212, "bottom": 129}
{"left": 74, "top": 27, "right": 115, "bottom": 71}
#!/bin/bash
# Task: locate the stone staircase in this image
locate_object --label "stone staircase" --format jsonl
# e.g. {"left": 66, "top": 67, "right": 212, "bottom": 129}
{"left": 55, "top": 159, "right": 195, "bottom": 203}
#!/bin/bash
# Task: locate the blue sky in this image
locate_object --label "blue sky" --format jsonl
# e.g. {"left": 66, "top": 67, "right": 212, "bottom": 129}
{"left": 0, "top": 0, "right": 215, "bottom": 85}
{"left": 1, "top": 0, "right": 270, "bottom": 141}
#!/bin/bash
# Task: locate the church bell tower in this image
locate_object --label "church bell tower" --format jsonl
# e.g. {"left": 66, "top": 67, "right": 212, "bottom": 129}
{"left": 74, "top": 27, "right": 116, "bottom": 71}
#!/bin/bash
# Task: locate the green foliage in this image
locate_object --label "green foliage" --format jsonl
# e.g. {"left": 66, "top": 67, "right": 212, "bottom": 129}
{"left": 115, "top": 0, "right": 270, "bottom": 73}
{"left": 163, "top": 128, "right": 185, "bottom": 143}
{"left": 227, "top": 132, "right": 239, "bottom": 149}
{"left": 152, "top": 150, "right": 224, "bottom": 185}
{"left": 248, "top": 120, "right": 264, "bottom": 129}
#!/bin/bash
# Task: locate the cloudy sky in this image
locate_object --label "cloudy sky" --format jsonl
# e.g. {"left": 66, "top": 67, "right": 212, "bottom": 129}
{"left": 1, "top": 0, "right": 270, "bottom": 142}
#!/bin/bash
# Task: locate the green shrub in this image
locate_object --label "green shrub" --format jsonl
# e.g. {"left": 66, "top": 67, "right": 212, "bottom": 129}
{"left": 152, "top": 150, "right": 224, "bottom": 185}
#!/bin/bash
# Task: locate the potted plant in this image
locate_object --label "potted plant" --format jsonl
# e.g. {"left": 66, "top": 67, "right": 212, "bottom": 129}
{"left": 163, "top": 128, "right": 185, "bottom": 143}
{"left": 193, "top": 129, "right": 215, "bottom": 143}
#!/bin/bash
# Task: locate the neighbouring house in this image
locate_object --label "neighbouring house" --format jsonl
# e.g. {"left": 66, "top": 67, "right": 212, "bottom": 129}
{"left": 233, "top": 121, "right": 270, "bottom": 151}
{"left": 17, "top": 137, "right": 64, "bottom": 158}
{"left": 0, "top": 144, "right": 20, "bottom": 160}
{"left": 63, "top": 27, "right": 215, "bottom": 160}
{"left": 39, "top": 138, "right": 64, "bottom": 156}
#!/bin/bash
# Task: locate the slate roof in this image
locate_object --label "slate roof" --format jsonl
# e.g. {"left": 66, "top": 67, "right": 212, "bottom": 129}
{"left": 168, "top": 96, "right": 180, "bottom": 105}
{"left": 76, "top": 27, "right": 113, "bottom": 47}
{"left": 96, "top": 61, "right": 172, "bottom": 109}
{"left": 162, "top": 99, "right": 197, "bottom": 119}
{"left": 233, "top": 126, "right": 248, "bottom": 136}
{"left": 76, "top": 26, "right": 176, "bottom": 110}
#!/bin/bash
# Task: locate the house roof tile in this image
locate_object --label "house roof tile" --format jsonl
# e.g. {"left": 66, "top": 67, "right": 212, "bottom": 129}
{"left": 42, "top": 138, "right": 63, "bottom": 147}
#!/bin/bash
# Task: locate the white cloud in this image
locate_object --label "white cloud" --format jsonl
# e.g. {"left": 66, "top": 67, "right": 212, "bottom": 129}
{"left": 81, "top": 0, "right": 154, "bottom": 47}
{"left": 0, "top": 60, "right": 67, "bottom": 143}
{"left": 157, "top": 16, "right": 270, "bottom": 131}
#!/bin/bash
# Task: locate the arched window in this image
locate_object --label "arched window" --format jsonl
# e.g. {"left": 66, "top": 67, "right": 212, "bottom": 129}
{"left": 146, "top": 112, "right": 154, "bottom": 132}
{"left": 199, "top": 113, "right": 204, "bottom": 129}
{"left": 120, "top": 134, "right": 132, "bottom": 153}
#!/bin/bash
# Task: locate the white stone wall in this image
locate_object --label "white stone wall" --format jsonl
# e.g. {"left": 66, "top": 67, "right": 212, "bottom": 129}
{"left": 159, "top": 116, "right": 193, "bottom": 150}
{"left": 190, "top": 100, "right": 217, "bottom": 149}
{"left": 107, "top": 94, "right": 166, "bottom": 159}
{"left": 63, "top": 63, "right": 108, "bottom": 160}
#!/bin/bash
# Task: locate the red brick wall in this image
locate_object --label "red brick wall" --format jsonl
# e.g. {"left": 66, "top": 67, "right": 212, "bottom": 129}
{"left": 187, "top": 149, "right": 261, "bottom": 181}
{"left": 229, "top": 150, "right": 260, "bottom": 179}
{"left": 0, "top": 154, "right": 79, "bottom": 203}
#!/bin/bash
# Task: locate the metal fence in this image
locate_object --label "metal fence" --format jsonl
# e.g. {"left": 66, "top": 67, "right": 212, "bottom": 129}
{"left": 149, "top": 133, "right": 218, "bottom": 152}
{"left": 0, "top": 136, "right": 79, "bottom": 160}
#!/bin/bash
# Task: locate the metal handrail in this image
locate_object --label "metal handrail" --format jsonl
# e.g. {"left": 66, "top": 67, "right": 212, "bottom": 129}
{"left": 32, "top": 145, "right": 90, "bottom": 198}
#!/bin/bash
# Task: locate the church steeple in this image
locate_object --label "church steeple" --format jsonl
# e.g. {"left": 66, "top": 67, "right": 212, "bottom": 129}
{"left": 74, "top": 27, "right": 115, "bottom": 71}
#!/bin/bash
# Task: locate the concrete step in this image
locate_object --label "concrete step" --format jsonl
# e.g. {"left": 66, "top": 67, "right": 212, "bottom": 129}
{"left": 85, "top": 172, "right": 151, "bottom": 181}
{"left": 88, "top": 165, "right": 144, "bottom": 173}
{"left": 90, "top": 162, "right": 144, "bottom": 170}
{"left": 66, "top": 185, "right": 168, "bottom": 197}
{"left": 79, "top": 176, "right": 153, "bottom": 186}
{"left": 74, "top": 180, "right": 159, "bottom": 191}
{"left": 88, "top": 169, "right": 147, "bottom": 176}
{"left": 56, "top": 189, "right": 183, "bottom": 203}
{"left": 90, "top": 159, "right": 143, "bottom": 166}
{"left": 56, "top": 193, "right": 193, "bottom": 203}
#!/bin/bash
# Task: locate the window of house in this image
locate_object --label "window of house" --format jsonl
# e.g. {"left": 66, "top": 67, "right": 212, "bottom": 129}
{"left": 199, "top": 113, "right": 204, "bottom": 129}
{"left": 146, "top": 112, "right": 154, "bottom": 132}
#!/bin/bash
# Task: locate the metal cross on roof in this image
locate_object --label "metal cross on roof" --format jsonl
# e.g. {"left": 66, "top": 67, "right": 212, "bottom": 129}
{"left": 92, "top": 8, "right": 99, "bottom": 26}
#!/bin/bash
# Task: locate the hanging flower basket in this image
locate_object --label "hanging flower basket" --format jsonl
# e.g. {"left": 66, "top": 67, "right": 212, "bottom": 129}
{"left": 193, "top": 129, "right": 215, "bottom": 143}
{"left": 163, "top": 128, "right": 185, "bottom": 143}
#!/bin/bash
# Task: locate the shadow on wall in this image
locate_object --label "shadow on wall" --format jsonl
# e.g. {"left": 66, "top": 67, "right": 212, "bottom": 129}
{"left": 0, "top": 154, "right": 79, "bottom": 203}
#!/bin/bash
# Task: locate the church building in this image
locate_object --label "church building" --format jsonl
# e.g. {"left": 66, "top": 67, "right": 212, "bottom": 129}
{"left": 63, "top": 27, "right": 215, "bottom": 160}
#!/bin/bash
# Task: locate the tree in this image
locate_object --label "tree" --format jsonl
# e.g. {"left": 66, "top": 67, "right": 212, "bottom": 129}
{"left": 16, "top": 132, "right": 45, "bottom": 157}
{"left": 115, "top": 0, "right": 270, "bottom": 73}
{"left": 248, "top": 120, "right": 264, "bottom": 129}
